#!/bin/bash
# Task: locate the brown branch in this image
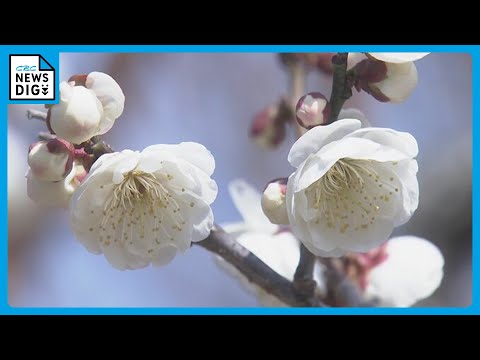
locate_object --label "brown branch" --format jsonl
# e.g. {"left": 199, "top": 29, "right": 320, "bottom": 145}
{"left": 327, "top": 53, "right": 353, "bottom": 123}
{"left": 319, "top": 258, "right": 377, "bottom": 307}
{"left": 197, "top": 225, "right": 326, "bottom": 307}
{"left": 293, "top": 244, "right": 317, "bottom": 300}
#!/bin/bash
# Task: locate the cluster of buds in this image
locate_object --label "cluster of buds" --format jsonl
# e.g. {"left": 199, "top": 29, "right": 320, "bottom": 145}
{"left": 26, "top": 72, "right": 125, "bottom": 208}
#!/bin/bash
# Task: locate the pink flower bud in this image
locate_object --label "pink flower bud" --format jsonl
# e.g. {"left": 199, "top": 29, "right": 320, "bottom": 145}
{"left": 354, "top": 59, "right": 418, "bottom": 103}
{"left": 250, "top": 100, "right": 291, "bottom": 149}
{"left": 261, "top": 178, "right": 289, "bottom": 225}
{"left": 28, "top": 138, "right": 75, "bottom": 182}
{"left": 295, "top": 92, "right": 331, "bottom": 129}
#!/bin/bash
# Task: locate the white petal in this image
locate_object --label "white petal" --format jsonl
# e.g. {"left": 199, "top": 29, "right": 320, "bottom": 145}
{"left": 346, "top": 126, "right": 418, "bottom": 158}
{"left": 366, "top": 236, "right": 444, "bottom": 307}
{"left": 288, "top": 119, "right": 362, "bottom": 168}
{"left": 163, "top": 159, "right": 218, "bottom": 206}
{"left": 49, "top": 85, "right": 103, "bottom": 144}
{"left": 152, "top": 246, "right": 178, "bottom": 266}
{"left": 228, "top": 179, "right": 278, "bottom": 232}
{"left": 27, "top": 168, "right": 77, "bottom": 208}
{"left": 86, "top": 72, "right": 125, "bottom": 135}
{"left": 238, "top": 231, "right": 300, "bottom": 281}
{"left": 184, "top": 194, "right": 214, "bottom": 242}
{"left": 294, "top": 137, "right": 412, "bottom": 192}
{"left": 143, "top": 142, "right": 215, "bottom": 176}
{"left": 386, "top": 160, "right": 419, "bottom": 226}
{"left": 102, "top": 244, "right": 150, "bottom": 270}
{"left": 111, "top": 152, "right": 140, "bottom": 184}
{"left": 368, "top": 52, "right": 429, "bottom": 63}
{"left": 59, "top": 81, "right": 74, "bottom": 101}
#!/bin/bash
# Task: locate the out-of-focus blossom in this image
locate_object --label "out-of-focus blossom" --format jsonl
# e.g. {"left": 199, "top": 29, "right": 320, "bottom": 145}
{"left": 350, "top": 236, "right": 444, "bottom": 307}
{"left": 218, "top": 179, "right": 325, "bottom": 306}
{"left": 27, "top": 162, "right": 86, "bottom": 208}
{"left": 28, "top": 138, "right": 74, "bottom": 182}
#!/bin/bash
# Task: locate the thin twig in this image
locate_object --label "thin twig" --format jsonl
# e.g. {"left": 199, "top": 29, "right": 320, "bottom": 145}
{"left": 27, "top": 109, "right": 48, "bottom": 122}
{"left": 197, "top": 226, "right": 326, "bottom": 307}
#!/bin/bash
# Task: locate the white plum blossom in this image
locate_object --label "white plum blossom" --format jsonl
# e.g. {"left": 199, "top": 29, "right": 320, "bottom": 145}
{"left": 218, "top": 180, "right": 325, "bottom": 306}
{"left": 368, "top": 53, "right": 430, "bottom": 63}
{"left": 27, "top": 162, "right": 86, "bottom": 208}
{"left": 365, "top": 236, "right": 444, "bottom": 307}
{"left": 70, "top": 142, "right": 217, "bottom": 270}
{"left": 27, "top": 138, "right": 74, "bottom": 182}
{"left": 49, "top": 72, "right": 125, "bottom": 144}
{"left": 286, "top": 118, "right": 419, "bottom": 257}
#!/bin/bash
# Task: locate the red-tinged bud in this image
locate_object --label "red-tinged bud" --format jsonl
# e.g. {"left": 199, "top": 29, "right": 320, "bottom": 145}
{"left": 27, "top": 138, "right": 75, "bottom": 182}
{"left": 353, "top": 59, "right": 418, "bottom": 103}
{"left": 296, "top": 92, "right": 331, "bottom": 129}
{"left": 261, "top": 178, "right": 289, "bottom": 225}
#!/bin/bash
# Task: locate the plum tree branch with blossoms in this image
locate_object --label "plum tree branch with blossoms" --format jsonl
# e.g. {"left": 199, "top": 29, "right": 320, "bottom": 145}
{"left": 24, "top": 53, "right": 445, "bottom": 308}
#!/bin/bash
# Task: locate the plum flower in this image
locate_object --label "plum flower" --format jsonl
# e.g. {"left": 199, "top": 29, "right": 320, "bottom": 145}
{"left": 70, "top": 142, "right": 217, "bottom": 270}
{"left": 365, "top": 236, "right": 444, "bottom": 307}
{"left": 286, "top": 118, "right": 419, "bottom": 257}
{"left": 48, "top": 72, "right": 125, "bottom": 144}
{"left": 218, "top": 180, "right": 325, "bottom": 306}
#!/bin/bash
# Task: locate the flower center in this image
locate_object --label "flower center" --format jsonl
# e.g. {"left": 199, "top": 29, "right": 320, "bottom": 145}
{"left": 306, "top": 158, "right": 400, "bottom": 233}
{"left": 96, "top": 170, "right": 188, "bottom": 254}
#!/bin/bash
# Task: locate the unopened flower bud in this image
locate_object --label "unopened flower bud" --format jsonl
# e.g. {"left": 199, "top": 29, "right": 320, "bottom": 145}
{"left": 26, "top": 162, "right": 86, "bottom": 208}
{"left": 28, "top": 138, "right": 75, "bottom": 182}
{"left": 48, "top": 82, "right": 104, "bottom": 144}
{"left": 250, "top": 100, "right": 291, "bottom": 149}
{"left": 354, "top": 59, "right": 418, "bottom": 103}
{"left": 48, "top": 72, "right": 125, "bottom": 144}
{"left": 261, "top": 178, "right": 289, "bottom": 225}
{"left": 296, "top": 92, "right": 330, "bottom": 129}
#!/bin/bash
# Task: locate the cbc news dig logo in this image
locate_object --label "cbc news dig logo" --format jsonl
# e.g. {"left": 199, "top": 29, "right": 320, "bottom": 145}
{"left": 9, "top": 54, "right": 55, "bottom": 100}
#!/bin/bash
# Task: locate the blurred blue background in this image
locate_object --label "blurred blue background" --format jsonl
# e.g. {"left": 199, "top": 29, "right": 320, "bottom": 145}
{"left": 8, "top": 52, "right": 472, "bottom": 307}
